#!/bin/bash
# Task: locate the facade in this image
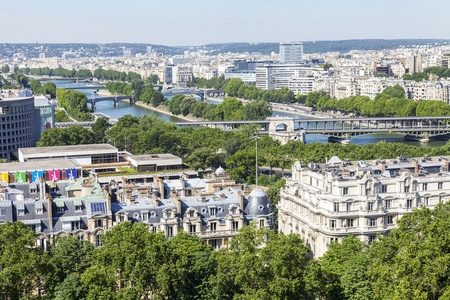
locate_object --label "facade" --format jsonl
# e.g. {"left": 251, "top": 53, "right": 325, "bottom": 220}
{"left": 111, "top": 172, "right": 273, "bottom": 249}
{"left": 442, "top": 53, "right": 450, "bottom": 69}
{"left": 409, "top": 54, "right": 423, "bottom": 75}
{"left": 256, "top": 64, "right": 318, "bottom": 90}
{"left": 0, "top": 165, "right": 273, "bottom": 250}
{"left": 34, "top": 95, "right": 55, "bottom": 133}
{"left": 288, "top": 76, "right": 315, "bottom": 95}
{"left": 0, "top": 174, "right": 111, "bottom": 249}
{"left": 18, "top": 144, "right": 119, "bottom": 165}
{"left": 127, "top": 154, "right": 182, "bottom": 172}
{"left": 164, "top": 66, "right": 173, "bottom": 84}
{"left": 0, "top": 94, "right": 38, "bottom": 161}
{"left": 280, "top": 42, "right": 303, "bottom": 64}
{"left": 0, "top": 160, "right": 82, "bottom": 184}
{"left": 278, "top": 155, "right": 450, "bottom": 258}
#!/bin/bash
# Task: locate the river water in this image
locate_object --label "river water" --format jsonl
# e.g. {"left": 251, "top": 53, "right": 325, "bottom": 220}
{"left": 43, "top": 79, "right": 447, "bottom": 147}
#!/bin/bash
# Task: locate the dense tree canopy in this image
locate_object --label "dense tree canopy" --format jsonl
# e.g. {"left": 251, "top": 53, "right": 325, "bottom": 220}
{"left": 57, "top": 88, "right": 93, "bottom": 121}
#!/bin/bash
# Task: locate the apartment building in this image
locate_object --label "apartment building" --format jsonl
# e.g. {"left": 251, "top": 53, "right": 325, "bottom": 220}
{"left": 278, "top": 155, "right": 450, "bottom": 258}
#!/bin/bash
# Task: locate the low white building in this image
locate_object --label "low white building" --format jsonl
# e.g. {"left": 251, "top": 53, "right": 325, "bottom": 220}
{"left": 278, "top": 155, "right": 450, "bottom": 258}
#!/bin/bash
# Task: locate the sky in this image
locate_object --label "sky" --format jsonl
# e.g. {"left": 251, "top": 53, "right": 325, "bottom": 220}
{"left": 2, "top": 0, "right": 450, "bottom": 46}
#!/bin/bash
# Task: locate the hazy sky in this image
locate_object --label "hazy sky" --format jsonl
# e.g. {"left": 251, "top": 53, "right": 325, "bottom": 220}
{"left": 3, "top": 0, "right": 449, "bottom": 45}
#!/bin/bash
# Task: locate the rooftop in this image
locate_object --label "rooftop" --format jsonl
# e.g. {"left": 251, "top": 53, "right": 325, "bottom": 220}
{"left": 0, "top": 160, "right": 81, "bottom": 173}
{"left": 19, "top": 144, "right": 118, "bottom": 159}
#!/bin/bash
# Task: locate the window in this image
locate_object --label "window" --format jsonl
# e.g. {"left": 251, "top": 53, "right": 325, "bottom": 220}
{"left": 368, "top": 235, "right": 376, "bottom": 243}
{"left": 385, "top": 200, "right": 392, "bottom": 209}
{"left": 404, "top": 186, "right": 410, "bottom": 193}
{"left": 423, "top": 183, "right": 428, "bottom": 191}
{"left": 439, "top": 182, "right": 443, "bottom": 189}
{"left": 166, "top": 212, "right": 172, "bottom": 219}
{"left": 232, "top": 221, "right": 239, "bottom": 231}
{"left": 118, "top": 214, "right": 125, "bottom": 223}
{"left": 210, "top": 222, "right": 217, "bottom": 232}
{"left": 368, "top": 202, "right": 374, "bottom": 211}
{"left": 75, "top": 205, "right": 82, "bottom": 212}
{"left": 96, "top": 235, "right": 102, "bottom": 247}
{"left": 386, "top": 215, "right": 394, "bottom": 224}
{"left": 259, "top": 219, "right": 265, "bottom": 227}
{"left": 343, "top": 187, "right": 349, "bottom": 195}
{"left": 381, "top": 185, "right": 387, "bottom": 193}
{"left": 95, "top": 219, "right": 103, "bottom": 228}
{"left": 152, "top": 226, "right": 157, "bottom": 233}
{"left": 232, "top": 207, "right": 237, "bottom": 215}
{"left": 17, "top": 209, "right": 25, "bottom": 216}
{"left": 369, "top": 218, "right": 377, "bottom": 227}
{"left": 209, "top": 208, "right": 216, "bottom": 216}
{"left": 424, "top": 197, "right": 429, "bottom": 206}
{"left": 347, "top": 218, "right": 354, "bottom": 227}
{"left": 142, "top": 213, "right": 148, "bottom": 222}
{"left": 189, "top": 224, "right": 196, "bottom": 233}
{"left": 407, "top": 199, "right": 413, "bottom": 208}
{"left": 57, "top": 206, "right": 64, "bottom": 213}
{"left": 166, "top": 226, "right": 173, "bottom": 238}
{"left": 440, "top": 196, "right": 445, "bottom": 203}
{"left": 366, "top": 188, "right": 371, "bottom": 195}
{"left": 330, "top": 237, "right": 338, "bottom": 243}
{"left": 330, "top": 220, "right": 336, "bottom": 228}
{"left": 346, "top": 202, "right": 352, "bottom": 212}
{"left": 36, "top": 207, "right": 43, "bottom": 214}
{"left": 189, "top": 210, "right": 195, "bottom": 217}
{"left": 334, "top": 203, "right": 339, "bottom": 212}
{"left": 0, "top": 208, "right": 5, "bottom": 215}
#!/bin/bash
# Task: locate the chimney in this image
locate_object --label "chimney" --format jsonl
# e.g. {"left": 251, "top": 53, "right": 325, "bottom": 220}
{"left": 238, "top": 192, "right": 244, "bottom": 211}
{"left": 180, "top": 178, "right": 186, "bottom": 197}
{"left": 153, "top": 196, "right": 159, "bottom": 207}
{"left": 103, "top": 186, "right": 112, "bottom": 213}
{"left": 379, "top": 161, "right": 386, "bottom": 173}
{"left": 154, "top": 175, "right": 165, "bottom": 199}
{"left": 39, "top": 177, "right": 46, "bottom": 199}
{"left": 46, "top": 193, "right": 53, "bottom": 229}
{"left": 412, "top": 163, "right": 419, "bottom": 174}
{"left": 176, "top": 198, "right": 182, "bottom": 215}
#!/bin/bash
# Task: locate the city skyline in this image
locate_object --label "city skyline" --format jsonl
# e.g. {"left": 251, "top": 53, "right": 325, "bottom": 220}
{"left": 3, "top": 0, "right": 450, "bottom": 46}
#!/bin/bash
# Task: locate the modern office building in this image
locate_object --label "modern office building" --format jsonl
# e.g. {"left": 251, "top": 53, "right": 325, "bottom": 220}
{"left": 280, "top": 42, "right": 303, "bottom": 64}
{"left": 34, "top": 95, "right": 55, "bottom": 133}
{"left": 0, "top": 92, "right": 38, "bottom": 162}
{"left": 256, "top": 63, "right": 318, "bottom": 90}
{"left": 409, "top": 54, "right": 423, "bottom": 75}
{"left": 278, "top": 155, "right": 450, "bottom": 258}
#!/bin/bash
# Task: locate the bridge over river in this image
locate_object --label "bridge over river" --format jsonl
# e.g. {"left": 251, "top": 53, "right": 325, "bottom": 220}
{"left": 86, "top": 95, "right": 134, "bottom": 109}
{"left": 176, "top": 116, "right": 450, "bottom": 144}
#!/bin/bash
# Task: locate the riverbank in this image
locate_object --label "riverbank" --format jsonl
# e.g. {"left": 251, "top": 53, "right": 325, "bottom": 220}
{"left": 96, "top": 90, "right": 113, "bottom": 97}
{"left": 206, "top": 96, "right": 329, "bottom": 119}
{"left": 134, "top": 101, "right": 204, "bottom": 122}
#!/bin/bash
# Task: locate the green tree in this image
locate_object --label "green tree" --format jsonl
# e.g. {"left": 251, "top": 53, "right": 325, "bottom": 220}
{"left": 0, "top": 222, "right": 49, "bottom": 300}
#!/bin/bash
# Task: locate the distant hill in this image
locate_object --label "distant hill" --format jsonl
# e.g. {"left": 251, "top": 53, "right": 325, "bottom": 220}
{"left": 0, "top": 39, "right": 448, "bottom": 59}
{"left": 205, "top": 39, "right": 449, "bottom": 55}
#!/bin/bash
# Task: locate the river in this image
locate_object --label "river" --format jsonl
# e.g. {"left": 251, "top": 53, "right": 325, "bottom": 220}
{"left": 43, "top": 79, "right": 447, "bottom": 147}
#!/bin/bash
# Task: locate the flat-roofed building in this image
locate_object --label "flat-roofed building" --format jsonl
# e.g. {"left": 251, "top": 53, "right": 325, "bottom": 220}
{"left": 0, "top": 159, "right": 82, "bottom": 184}
{"left": 278, "top": 155, "right": 450, "bottom": 258}
{"left": 127, "top": 154, "right": 182, "bottom": 172}
{"left": 18, "top": 144, "right": 119, "bottom": 165}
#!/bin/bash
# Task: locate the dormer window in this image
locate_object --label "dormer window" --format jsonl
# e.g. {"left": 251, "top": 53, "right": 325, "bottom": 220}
{"left": 209, "top": 208, "right": 216, "bottom": 216}
{"left": 232, "top": 207, "right": 237, "bottom": 215}
{"left": 167, "top": 212, "right": 172, "bottom": 219}
{"left": 189, "top": 210, "right": 195, "bottom": 217}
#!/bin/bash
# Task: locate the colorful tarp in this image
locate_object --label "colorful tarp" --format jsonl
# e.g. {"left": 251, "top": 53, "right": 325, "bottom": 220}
{"left": 14, "top": 172, "right": 26, "bottom": 183}
{"left": 32, "top": 171, "right": 43, "bottom": 182}
{"left": 0, "top": 173, "right": 8, "bottom": 183}
{"left": 49, "top": 170, "right": 60, "bottom": 181}
{"left": 66, "top": 169, "right": 77, "bottom": 180}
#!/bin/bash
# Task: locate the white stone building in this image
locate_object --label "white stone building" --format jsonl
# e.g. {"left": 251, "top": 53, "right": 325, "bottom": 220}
{"left": 278, "top": 155, "right": 450, "bottom": 258}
